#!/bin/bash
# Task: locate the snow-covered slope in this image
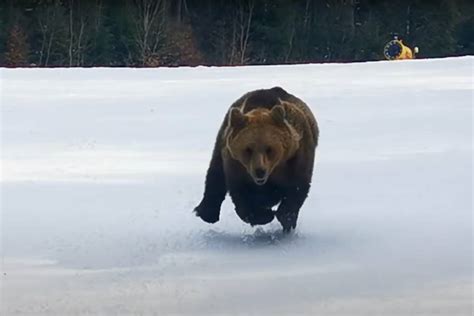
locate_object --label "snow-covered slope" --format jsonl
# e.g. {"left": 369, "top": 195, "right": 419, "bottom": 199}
{"left": 1, "top": 57, "right": 472, "bottom": 315}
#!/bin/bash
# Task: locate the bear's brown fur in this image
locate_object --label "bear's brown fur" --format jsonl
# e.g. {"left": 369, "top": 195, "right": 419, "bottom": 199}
{"left": 194, "top": 87, "right": 319, "bottom": 231}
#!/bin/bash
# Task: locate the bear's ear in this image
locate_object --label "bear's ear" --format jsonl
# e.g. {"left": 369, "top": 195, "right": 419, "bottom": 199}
{"left": 271, "top": 105, "right": 286, "bottom": 125}
{"left": 229, "top": 108, "right": 247, "bottom": 129}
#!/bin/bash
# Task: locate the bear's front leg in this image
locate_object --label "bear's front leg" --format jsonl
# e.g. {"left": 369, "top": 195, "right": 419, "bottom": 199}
{"left": 194, "top": 146, "right": 227, "bottom": 224}
{"left": 276, "top": 183, "right": 310, "bottom": 232}
{"left": 194, "top": 197, "right": 223, "bottom": 224}
{"left": 229, "top": 188, "right": 275, "bottom": 226}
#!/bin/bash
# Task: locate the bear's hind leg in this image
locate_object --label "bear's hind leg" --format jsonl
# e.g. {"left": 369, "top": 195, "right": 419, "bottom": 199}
{"left": 230, "top": 189, "right": 275, "bottom": 226}
{"left": 246, "top": 208, "right": 275, "bottom": 226}
{"left": 276, "top": 183, "right": 310, "bottom": 232}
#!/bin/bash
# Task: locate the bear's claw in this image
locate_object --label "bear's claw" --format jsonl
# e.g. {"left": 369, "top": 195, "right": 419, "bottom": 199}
{"left": 276, "top": 211, "right": 298, "bottom": 232}
{"left": 194, "top": 204, "right": 220, "bottom": 224}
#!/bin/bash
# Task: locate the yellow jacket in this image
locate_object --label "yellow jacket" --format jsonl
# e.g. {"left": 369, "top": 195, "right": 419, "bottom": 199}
{"left": 384, "top": 40, "right": 417, "bottom": 60}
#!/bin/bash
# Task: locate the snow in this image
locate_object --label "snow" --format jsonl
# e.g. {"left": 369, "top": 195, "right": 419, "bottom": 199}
{"left": 1, "top": 56, "right": 472, "bottom": 315}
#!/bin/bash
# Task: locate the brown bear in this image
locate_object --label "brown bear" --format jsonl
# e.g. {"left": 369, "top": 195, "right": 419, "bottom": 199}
{"left": 194, "top": 87, "right": 319, "bottom": 232}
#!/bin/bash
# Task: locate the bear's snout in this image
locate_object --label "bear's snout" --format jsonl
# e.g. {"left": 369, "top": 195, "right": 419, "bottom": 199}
{"left": 252, "top": 167, "right": 268, "bottom": 185}
{"left": 255, "top": 168, "right": 266, "bottom": 179}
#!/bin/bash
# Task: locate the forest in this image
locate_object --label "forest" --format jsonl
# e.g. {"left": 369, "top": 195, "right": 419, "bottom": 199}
{"left": 1, "top": 0, "right": 473, "bottom": 67}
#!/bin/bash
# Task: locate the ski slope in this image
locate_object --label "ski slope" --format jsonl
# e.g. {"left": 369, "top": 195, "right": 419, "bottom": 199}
{"left": 1, "top": 57, "right": 472, "bottom": 315}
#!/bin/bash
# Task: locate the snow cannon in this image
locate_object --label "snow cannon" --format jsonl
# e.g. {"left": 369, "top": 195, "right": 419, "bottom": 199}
{"left": 383, "top": 38, "right": 418, "bottom": 60}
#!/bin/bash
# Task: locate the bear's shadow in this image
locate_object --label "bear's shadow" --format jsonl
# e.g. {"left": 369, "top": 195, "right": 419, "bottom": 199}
{"left": 195, "top": 223, "right": 350, "bottom": 260}
{"left": 199, "top": 226, "right": 319, "bottom": 251}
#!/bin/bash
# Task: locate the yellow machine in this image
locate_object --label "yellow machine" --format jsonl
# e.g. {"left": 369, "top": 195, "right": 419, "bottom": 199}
{"left": 383, "top": 37, "right": 419, "bottom": 60}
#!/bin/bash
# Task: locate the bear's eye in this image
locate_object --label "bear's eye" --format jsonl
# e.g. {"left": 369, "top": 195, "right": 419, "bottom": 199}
{"left": 266, "top": 147, "right": 273, "bottom": 156}
{"left": 245, "top": 147, "right": 253, "bottom": 156}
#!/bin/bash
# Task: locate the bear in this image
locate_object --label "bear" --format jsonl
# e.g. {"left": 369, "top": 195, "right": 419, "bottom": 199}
{"left": 194, "top": 87, "right": 319, "bottom": 232}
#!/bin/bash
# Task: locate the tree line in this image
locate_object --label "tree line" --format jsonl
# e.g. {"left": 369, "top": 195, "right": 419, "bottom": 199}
{"left": 1, "top": 0, "right": 473, "bottom": 67}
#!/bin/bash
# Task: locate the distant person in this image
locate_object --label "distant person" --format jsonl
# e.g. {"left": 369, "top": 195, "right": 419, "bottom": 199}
{"left": 384, "top": 36, "right": 419, "bottom": 60}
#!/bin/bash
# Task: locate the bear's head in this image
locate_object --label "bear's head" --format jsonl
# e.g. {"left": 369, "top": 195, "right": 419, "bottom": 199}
{"left": 226, "top": 104, "right": 301, "bottom": 185}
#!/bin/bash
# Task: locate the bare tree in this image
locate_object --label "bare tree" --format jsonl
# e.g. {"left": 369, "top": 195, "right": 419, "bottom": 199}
{"left": 37, "top": 2, "right": 63, "bottom": 66}
{"left": 284, "top": 18, "right": 297, "bottom": 63}
{"left": 36, "top": 0, "right": 96, "bottom": 67}
{"left": 62, "top": 0, "right": 103, "bottom": 66}
{"left": 406, "top": 3, "right": 412, "bottom": 36}
{"left": 68, "top": 0, "right": 74, "bottom": 66}
{"left": 238, "top": 0, "right": 254, "bottom": 64}
{"left": 130, "top": 0, "right": 168, "bottom": 66}
{"left": 227, "top": 0, "right": 254, "bottom": 65}
{"left": 175, "top": 0, "right": 189, "bottom": 23}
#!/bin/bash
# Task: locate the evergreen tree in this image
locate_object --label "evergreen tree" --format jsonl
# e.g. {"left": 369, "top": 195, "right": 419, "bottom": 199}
{"left": 5, "top": 23, "right": 30, "bottom": 66}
